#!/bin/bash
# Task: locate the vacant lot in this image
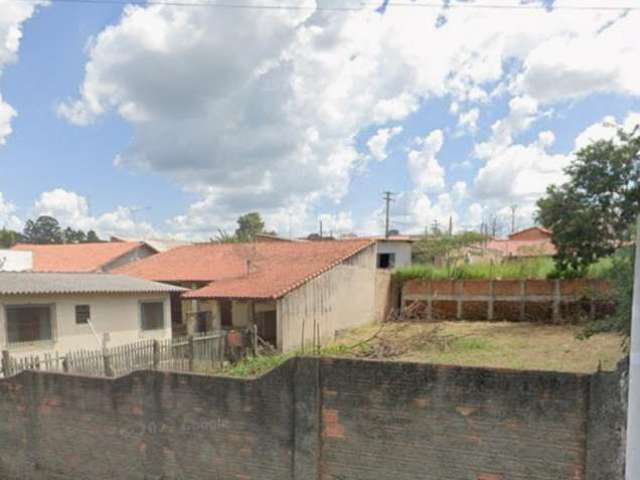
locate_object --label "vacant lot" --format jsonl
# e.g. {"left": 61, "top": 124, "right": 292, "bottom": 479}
{"left": 331, "top": 321, "right": 625, "bottom": 373}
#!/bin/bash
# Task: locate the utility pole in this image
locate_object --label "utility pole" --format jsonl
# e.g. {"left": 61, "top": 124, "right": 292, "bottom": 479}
{"left": 626, "top": 216, "right": 640, "bottom": 480}
{"left": 382, "top": 191, "right": 395, "bottom": 238}
{"left": 510, "top": 204, "right": 518, "bottom": 234}
{"left": 448, "top": 216, "right": 453, "bottom": 236}
{"left": 432, "top": 219, "right": 441, "bottom": 236}
{"left": 319, "top": 219, "right": 323, "bottom": 239}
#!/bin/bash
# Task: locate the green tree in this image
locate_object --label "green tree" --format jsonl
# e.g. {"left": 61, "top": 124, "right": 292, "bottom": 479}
{"left": 23, "top": 216, "right": 64, "bottom": 244}
{"left": 235, "top": 212, "right": 265, "bottom": 242}
{"left": 413, "top": 231, "right": 487, "bottom": 264}
{"left": 63, "top": 227, "right": 87, "bottom": 244}
{"left": 0, "top": 228, "right": 21, "bottom": 248}
{"left": 85, "top": 230, "right": 101, "bottom": 243}
{"left": 537, "top": 125, "right": 640, "bottom": 275}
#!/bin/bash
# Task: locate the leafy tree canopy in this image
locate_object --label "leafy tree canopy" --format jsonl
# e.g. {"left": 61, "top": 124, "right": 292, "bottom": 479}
{"left": 0, "top": 228, "right": 22, "bottom": 248}
{"left": 537, "top": 125, "right": 640, "bottom": 275}
{"left": 20, "top": 216, "right": 102, "bottom": 245}
{"left": 413, "top": 231, "right": 487, "bottom": 264}
{"left": 235, "top": 212, "right": 265, "bottom": 242}
{"left": 23, "top": 216, "right": 64, "bottom": 244}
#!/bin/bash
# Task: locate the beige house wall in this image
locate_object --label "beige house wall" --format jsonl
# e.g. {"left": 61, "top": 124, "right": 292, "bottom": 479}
{"left": 276, "top": 244, "right": 377, "bottom": 352}
{"left": 0, "top": 292, "right": 172, "bottom": 358}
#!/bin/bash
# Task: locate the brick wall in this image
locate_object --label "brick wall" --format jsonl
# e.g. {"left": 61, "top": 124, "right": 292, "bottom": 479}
{"left": 402, "top": 279, "right": 613, "bottom": 323}
{"left": 0, "top": 357, "right": 627, "bottom": 480}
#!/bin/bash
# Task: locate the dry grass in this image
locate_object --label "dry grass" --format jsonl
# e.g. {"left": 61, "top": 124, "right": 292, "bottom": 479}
{"left": 331, "top": 321, "right": 625, "bottom": 373}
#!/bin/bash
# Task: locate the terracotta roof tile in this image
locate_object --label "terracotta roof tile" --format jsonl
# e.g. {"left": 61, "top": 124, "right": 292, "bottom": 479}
{"left": 115, "top": 239, "right": 374, "bottom": 299}
{"left": 11, "top": 242, "right": 148, "bottom": 273}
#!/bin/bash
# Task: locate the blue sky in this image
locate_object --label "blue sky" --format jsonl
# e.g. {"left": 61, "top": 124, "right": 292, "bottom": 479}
{"left": 0, "top": 0, "right": 639, "bottom": 240}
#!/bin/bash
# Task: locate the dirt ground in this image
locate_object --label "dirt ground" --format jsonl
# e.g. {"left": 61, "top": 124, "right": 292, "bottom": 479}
{"left": 331, "top": 321, "right": 625, "bottom": 373}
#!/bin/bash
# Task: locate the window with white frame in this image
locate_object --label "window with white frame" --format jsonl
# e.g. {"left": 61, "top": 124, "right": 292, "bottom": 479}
{"left": 140, "top": 301, "right": 165, "bottom": 331}
{"left": 5, "top": 305, "right": 54, "bottom": 344}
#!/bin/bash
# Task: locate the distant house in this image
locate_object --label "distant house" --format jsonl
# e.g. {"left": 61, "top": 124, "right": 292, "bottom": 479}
{"left": 0, "top": 272, "right": 184, "bottom": 356}
{"left": 467, "top": 226, "right": 556, "bottom": 262}
{"left": 11, "top": 241, "right": 158, "bottom": 273}
{"left": 507, "top": 226, "right": 552, "bottom": 242}
{"left": 116, "top": 239, "right": 378, "bottom": 351}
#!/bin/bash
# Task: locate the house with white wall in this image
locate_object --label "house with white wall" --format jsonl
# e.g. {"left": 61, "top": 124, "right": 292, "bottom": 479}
{"left": 116, "top": 239, "right": 379, "bottom": 351}
{"left": 0, "top": 272, "right": 184, "bottom": 357}
{"left": 0, "top": 250, "right": 33, "bottom": 272}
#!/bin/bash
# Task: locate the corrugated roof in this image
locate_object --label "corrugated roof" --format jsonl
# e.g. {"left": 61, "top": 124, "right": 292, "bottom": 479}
{"left": 11, "top": 242, "right": 154, "bottom": 273}
{"left": 116, "top": 239, "right": 374, "bottom": 299}
{"left": 0, "top": 272, "right": 185, "bottom": 295}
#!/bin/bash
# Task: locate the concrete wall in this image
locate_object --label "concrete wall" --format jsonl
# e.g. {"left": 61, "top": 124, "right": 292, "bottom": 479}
{"left": 374, "top": 269, "right": 393, "bottom": 322}
{"left": 0, "top": 250, "right": 32, "bottom": 272}
{"left": 402, "top": 278, "right": 613, "bottom": 323}
{"left": 277, "top": 244, "right": 377, "bottom": 351}
{"left": 0, "top": 293, "right": 172, "bottom": 356}
{"left": 0, "top": 357, "right": 627, "bottom": 480}
{"left": 376, "top": 240, "right": 412, "bottom": 268}
{"left": 102, "top": 244, "right": 157, "bottom": 272}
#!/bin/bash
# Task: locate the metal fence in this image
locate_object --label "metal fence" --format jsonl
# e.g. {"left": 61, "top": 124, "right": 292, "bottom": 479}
{"left": 1, "top": 327, "right": 257, "bottom": 378}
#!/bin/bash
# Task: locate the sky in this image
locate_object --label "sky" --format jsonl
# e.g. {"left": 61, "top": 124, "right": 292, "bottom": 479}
{"left": 0, "top": 0, "right": 639, "bottom": 241}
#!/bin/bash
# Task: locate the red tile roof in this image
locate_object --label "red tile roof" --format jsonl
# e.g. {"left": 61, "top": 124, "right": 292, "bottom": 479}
{"left": 115, "top": 239, "right": 374, "bottom": 299}
{"left": 11, "top": 242, "right": 149, "bottom": 273}
{"left": 484, "top": 238, "right": 557, "bottom": 257}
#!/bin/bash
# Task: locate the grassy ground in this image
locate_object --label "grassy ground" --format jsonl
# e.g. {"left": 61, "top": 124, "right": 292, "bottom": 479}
{"left": 332, "top": 321, "right": 625, "bottom": 373}
{"left": 216, "top": 321, "right": 625, "bottom": 378}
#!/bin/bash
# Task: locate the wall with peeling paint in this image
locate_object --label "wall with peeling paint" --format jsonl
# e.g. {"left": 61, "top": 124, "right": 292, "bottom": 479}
{"left": 0, "top": 357, "right": 627, "bottom": 480}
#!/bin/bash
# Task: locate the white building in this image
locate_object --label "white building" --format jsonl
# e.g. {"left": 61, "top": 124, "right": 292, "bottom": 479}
{"left": 0, "top": 272, "right": 184, "bottom": 357}
{"left": 0, "top": 250, "right": 33, "bottom": 272}
{"left": 374, "top": 236, "right": 414, "bottom": 269}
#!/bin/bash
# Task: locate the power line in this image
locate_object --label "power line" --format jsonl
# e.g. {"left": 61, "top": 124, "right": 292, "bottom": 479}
{"left": 9, "top": 0, "right": 640, "bottom": 11}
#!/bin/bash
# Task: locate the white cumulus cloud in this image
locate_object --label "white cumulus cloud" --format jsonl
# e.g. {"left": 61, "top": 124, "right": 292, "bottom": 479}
{"left": 367, "top": 126, "right": 402, "bottom": 162}
{"left": 57, "top": 0, "right": 640, "bottom": 235}
{"left": 0, "top": 0, "right": 48, "bottom": 145}
{"left": 408, "top": 129, "right": 445, "bottom": 192}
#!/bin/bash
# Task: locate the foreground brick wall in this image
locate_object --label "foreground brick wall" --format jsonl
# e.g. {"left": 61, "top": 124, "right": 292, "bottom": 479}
{"left": 403, "top": 279, "right": 613, "bottom": 323}
{"left": 0, "top": 358, "right": 626, "bottom": 480}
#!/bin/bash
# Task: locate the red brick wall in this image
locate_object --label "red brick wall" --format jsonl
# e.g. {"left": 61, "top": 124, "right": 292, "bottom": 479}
{"left": 401, "top": 279, "right": 611, "bottom": 323}
{"left": 0, "top": 357, "right": 626, "bottom": 480}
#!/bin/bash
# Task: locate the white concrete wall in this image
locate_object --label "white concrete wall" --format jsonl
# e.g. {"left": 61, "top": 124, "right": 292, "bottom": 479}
{"left": 0, "top": 250, "right": 33, "bottom": 272}
{"left": 277, "top": 244, "right": 377, "bottom": 352}
{"left": 0, "top": 292, "right": 172, "bottom": 357}
{"left": 376, "top": 241, "right": 412, "bottom": 268}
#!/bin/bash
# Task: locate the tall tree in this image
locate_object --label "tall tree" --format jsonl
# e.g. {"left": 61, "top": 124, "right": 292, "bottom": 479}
{"left": 235, "top": 212, "right": 265, "bottom": 242}
{"left": 85, "top": 230, "right": 101, "bottom": 243}
{"left": 537, "top": 125, "right": 640, "bottom": 274}
{"left": 63, "top": 227, "right": 87, "bottom": 244}
{"left": 0, "top": 228, "right": 20, "bottom": 248}
{"left": 23, "top": 216, "right": 64, "bottom": 244}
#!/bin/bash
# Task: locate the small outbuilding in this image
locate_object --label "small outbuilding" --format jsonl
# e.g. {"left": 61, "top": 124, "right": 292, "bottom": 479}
{"left": 116, "top": 239, "right": 379, "bottom": 351}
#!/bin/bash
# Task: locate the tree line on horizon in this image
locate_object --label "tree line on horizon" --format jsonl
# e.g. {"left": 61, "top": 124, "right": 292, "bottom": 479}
{"left": 0, "top": 215, "right": 102, "bottom": 248}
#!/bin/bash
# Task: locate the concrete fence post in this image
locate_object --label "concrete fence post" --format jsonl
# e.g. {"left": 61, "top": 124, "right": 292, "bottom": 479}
{"left": 552, "top": 279, "right": 561, "bottom": 323}
{"left": 188, "top": 335, "right": 195, "bottom": 372}
{"left": 152, "top": 340, "right": 160, "bottom": 369}
{"left": 520, "top": 280, "right": 526, "bottom": 322}
{"left": 103, "top": 349, "right": 113, "bottom": 377}
{"left": 1, "top": 350, "right": 11, "bottom": 377}
{"left": 488, "top": 280, "right": 495, "bottom": 321}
